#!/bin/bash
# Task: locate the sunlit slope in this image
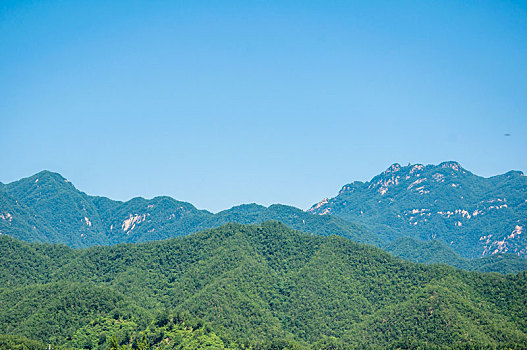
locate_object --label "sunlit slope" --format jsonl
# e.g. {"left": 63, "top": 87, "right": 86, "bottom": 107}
{"left": 0, "top": 222, "right": 525, "bottom": 348}
{"left": 309, "top": 161, "right": 527, "bottom": 258}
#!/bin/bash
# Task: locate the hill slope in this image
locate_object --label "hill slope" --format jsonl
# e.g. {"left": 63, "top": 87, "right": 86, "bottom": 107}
{"left": 385, "top": 237, "right": 527, "bottom": 273}
{"left": 1, "top": 169, "right": 525, "bottom": 273}
{"left": 0, "top": 222, "right": 526, "bottom": 349}
{"left": 309, "top": 161, "right": 527, "bottom": 258}
{"left": 0, "top": 171, "right": 379, "bottom": 248}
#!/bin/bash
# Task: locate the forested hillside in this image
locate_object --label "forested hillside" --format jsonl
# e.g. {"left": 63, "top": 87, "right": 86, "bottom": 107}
{"left": 1, "top": 222, "right": 526, "bottom": 349}
{"left": 1, "top": 168, "right": 526, "bottom": 273}
{"left": 0, "top": 171, "right": 379, "bottom": 248}
{"left": 309, "top": 161, "right": 527, "bottom": 258}
{"left": 385, "top": 237, "right": 527, "bottom": 273}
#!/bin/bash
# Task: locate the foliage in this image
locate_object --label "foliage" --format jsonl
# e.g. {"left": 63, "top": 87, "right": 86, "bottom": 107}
{"left": 0, "top": 223, "right": 526, "bottom": 349}
{"left": 69, "top": 317, "right": 139, "bottom": 350}
{"left": 0, "top": 334, "right": 48, "bottom": 350}
{"left": 385, "top": 237, "right": 527, "bottom": 274}
{"left": 309, "top": 162, "right": 527, "bottom": 258}
{"left": 0, "top": 171, "right": 378, "bottom": 249}
{"left": 0, "top": 281, "right": 146, "bottom": 346}
{"left": 2, "top": 169, "right": 525, "bottom": 274}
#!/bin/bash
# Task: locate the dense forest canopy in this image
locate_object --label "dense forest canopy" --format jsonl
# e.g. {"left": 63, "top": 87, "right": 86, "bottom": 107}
{"left": 1, "top": 222, "right": 526, "bottom": 349}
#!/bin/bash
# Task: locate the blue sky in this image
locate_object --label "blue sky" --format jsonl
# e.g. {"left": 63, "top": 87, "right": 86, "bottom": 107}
{"left": 1, "top": 1, "right": 526, "bottom": 212}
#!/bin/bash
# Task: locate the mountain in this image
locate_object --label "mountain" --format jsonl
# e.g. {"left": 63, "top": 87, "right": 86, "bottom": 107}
{"left": 0, "top": 171, "right": 379, "bottom": 248}
{"left": 2, "top": 169, "right": 526, "bottom": 274}
{"left": 309, "top": 161, "right": 527, "bottom": 259}
{"left": 203, "top": 203, "right": 380, "bottom": 246}
{"left": 1, "top": 171, "right": 111, "bottom": 247}
{"left": 1, "top": 222, "right": 526, "bottom": 349}
{"left": 385, "top": 237, "right": 527, "bottom": 274}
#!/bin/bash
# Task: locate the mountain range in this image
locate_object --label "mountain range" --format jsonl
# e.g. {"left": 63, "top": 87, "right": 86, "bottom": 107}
{"left": 2, "top": 163, "right": 527, "bottom": 349}
{"left": 0, "top": 170, "right": 378, "bottom": 247}
{"left": 1, "top": 163, "right": 526, "bottom": 274}
{"left": 309, "top": 161, "right": 527, "bottom": 259}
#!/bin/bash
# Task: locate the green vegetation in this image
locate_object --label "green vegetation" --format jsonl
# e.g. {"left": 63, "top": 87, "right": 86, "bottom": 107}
{"left": 0, "top": 335, "right": 48, "bottom": 350}
{"left": 1, "top": 222, "right": 526, "bottom": 349}
{"left": 0, "top": 171, "right": 378, "bottom": 248}
{"left": 309, "top": 161, "right": 527, "bottom": 258}
{"left": 385, "top": 237, "right": 527, "bottom": 274}
{"left": 2, "top": 169, "right": 526, "bottom": 274}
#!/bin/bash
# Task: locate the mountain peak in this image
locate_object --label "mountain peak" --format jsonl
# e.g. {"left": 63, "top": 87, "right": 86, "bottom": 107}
{"left": 384, "top": 163, "right": 402, "bottom": 174}
{"left": 25, "top": 170, "right": 69, "bottom": 186}
{"left": 438, "top": 161, "right": 464, "bottom": 172}
{"left": 34, "top": 169, "right": 66, "bottom": 179}
{"left": 6, "top": 170, "right": 74, "bottom": 193}
{"left": 308, "top": 161, "right": 527, "bottom": 258}
{"left": 381, "top": 162, "right": 466, "bottom": 176}
{"left": 504, "top": 170, "right": 524, "bottom": 177}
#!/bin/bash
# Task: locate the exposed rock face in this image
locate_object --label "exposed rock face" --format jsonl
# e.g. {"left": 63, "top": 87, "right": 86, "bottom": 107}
{"left": 308, "top": 162, "right": 527, "bottom": 258}
{"left": 0, "top": 171, "right": 379, "bottom": 248}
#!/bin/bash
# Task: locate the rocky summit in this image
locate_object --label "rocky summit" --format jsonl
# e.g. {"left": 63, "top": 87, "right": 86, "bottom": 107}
{"left": 309, "top": 161, "right": 527, "bottom": 258}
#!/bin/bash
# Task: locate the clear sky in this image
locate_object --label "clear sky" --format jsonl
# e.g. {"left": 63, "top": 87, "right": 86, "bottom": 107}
{"left": 1, "top": 1, "right": 526, "bottom": 212}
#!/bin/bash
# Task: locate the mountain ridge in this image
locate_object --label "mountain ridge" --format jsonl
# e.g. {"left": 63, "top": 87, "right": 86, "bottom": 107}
{"left": 1, "top": 166, "right": 526, "bottom": 273}
{"left": 0, "top": 170, "right": 380, "bottom": 247}
{"left": 309, "top": 161, "right": 527, "bottom": 259}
